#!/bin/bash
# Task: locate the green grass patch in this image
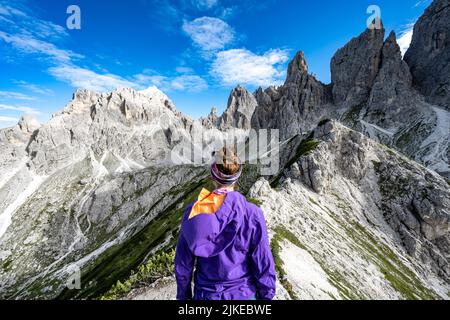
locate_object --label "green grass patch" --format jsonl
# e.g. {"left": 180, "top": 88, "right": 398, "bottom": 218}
{"left": 99, "top": 249, "right": 175, "bottom": 300}
{"left": 270, "top": 224, "right": 363, "bottom": 300}
{"left": 270, "top": 229, "right": 299, "bottom": 300}
{"left": 273, "top": 226, "right": 306, "bottom": 251}
{"left": 246, "top": 197, "right": 263, "bottom": 207}
{"left": 270, "top": 138, "right": 321, "bottom": 187}
{"left": 348, "top": 222, "right": 437, "bottom": 300}
{"left": 57, "top": 172, "right": 212, "bottom": 300}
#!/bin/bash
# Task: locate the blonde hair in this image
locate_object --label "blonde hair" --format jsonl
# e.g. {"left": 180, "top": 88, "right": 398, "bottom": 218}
{"left": 215, "top": 146, "right": 241, "bottom": 176}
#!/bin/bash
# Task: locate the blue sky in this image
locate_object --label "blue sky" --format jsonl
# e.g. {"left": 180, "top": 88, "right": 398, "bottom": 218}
{"left": 0, "top": 0, "right": 432, "bottom": 128}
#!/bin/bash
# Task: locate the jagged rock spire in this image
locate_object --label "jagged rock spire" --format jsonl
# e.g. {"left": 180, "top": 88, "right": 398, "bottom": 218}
{"left": 404, "top": 0, "right": 450, "bottom": 110}
{"left": 17, "top": 115, "right": 40, "bottom": 134}
{"left": 285, "top": 51, "right": 309, "bottom": 83}
{"left": 217, "top": 85, "right": 258, "bottom": 130}
{"left": 331, "top": 24, "right": 385, "bottom": 105}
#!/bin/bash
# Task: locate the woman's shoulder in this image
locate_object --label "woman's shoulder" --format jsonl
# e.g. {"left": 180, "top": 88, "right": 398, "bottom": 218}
{"left": 229, "top": 192, "right": 265, "bottom": 221}
{"left": 228, "top": 192, "right": 260, "bottom": 209}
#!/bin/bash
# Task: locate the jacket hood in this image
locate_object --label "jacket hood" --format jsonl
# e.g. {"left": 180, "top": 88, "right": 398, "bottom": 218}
{"left": 181, "top": 190, "right": 247, "bottom": 258}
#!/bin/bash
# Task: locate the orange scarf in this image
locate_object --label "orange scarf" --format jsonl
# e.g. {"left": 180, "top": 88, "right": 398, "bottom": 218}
{"left": 188, "top": 188, "right": 226, "bottom": 220}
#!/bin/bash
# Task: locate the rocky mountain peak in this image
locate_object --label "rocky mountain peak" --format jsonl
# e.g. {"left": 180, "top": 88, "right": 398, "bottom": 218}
{"left": 62, "top": 89, "right": 100, "bottom": 115}
{"left": 331, "top": 25, "right": 385, "bottom": 106}
{"left": 1, "top": 0, "right": 449, "bottom": 301}
{"left": 217, "top": 85, "right": 257, "bottom": 130}
{"left": 285, "top": 51, "right": 309, "bottom": 83}
{"left": 17, "top": 115, "right": 40, "bottom": 134}
{"left": 200, "top": 107, "right": 219, "bottom": 128}
{"left": 362, "top": 30, "right": 416, "bottom": 128}
{"left": 404, "top": 0, "right": 450, "bottom": 110}
{"left": 384, "top": 31, "right": 407, "bottom": 62}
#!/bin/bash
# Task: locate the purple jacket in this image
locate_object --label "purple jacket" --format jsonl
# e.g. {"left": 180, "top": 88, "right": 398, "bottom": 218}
{"left": 174, "top": 191, "right": 276, "bottom": 300}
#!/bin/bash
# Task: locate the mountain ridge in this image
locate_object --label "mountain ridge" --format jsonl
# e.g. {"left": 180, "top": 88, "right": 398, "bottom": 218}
{"left": 0, "top": 0, "right": 449, "bottom": 300}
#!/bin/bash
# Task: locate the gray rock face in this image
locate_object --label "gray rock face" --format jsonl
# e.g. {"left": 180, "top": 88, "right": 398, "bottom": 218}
{"left": 331, "top": 27, "right": 385, "bottom": 107}
{"left": 25, "top": 87, "right": 198, "bottom": 176}
{"left": 17, "top": 115, "right": 41, "bottom": 134}
{"left": 200, "top": 107, "right": 218, "bottom": 129}
{"left": 364, "top": 31, "right": 417, "bottom": 128}
{"left": 217, "top": 85, "right": 257, "bottom": 131}
{"left": 275, "top": 120, "right": 450, "bottom": 288}
{"left": 251, "top": 51, "right": 332, "bottom": 139}
{"left": 0, "top": 162, "right": 208, "bottom": 299}
{"left": 0, "top": 85, "right": 250, "bottom": 299}
{"left": 247, "top": 11, "right": 449, "bottom": 177}
{"left": 1, "top": 0, "right": 449, "bottom": 301}
{"left": 404, "top": 0, "right": 450, "bottom": 110}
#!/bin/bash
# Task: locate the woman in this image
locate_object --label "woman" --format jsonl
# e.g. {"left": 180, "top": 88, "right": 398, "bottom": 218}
{"left": 174, "top": 147, "right": 276, "bottom": 300}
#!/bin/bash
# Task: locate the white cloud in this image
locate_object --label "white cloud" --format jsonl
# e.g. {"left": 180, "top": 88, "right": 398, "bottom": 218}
{"left": 176, "top": 66, "right": 194, "bottom": 74}
{"left": 169, "top": 75, "right": 208, "bottom": 92}
{"left": 48, "top": 65, "right": 138, "bottom": 92}
{"left": 0, "top": 31, "right": 81, "bottom": 63}
{"left": 0, "top": 4, "right": 27, "bottom": 18}
{"left": 0, "top": 3, "right": 209, "bottom": 95}
{"left": 397, "top": 24, "right": 415, "bottom": 57}
{"left": 182, "top": 17, "right": 234, "bottom": 53}
{"left": 134, "top": 73, "right": 168, "bottom": 88}
{"left": 0, "top": 3, "right": 68, "bottom": 41}
{"left": 14, "top": 81, "right": 54, "bottom": 95}
{"left": 191, "top": 0, "right": 218, "bottom": 10}
{"left": 211, "top": 48, "right": 290, "bottom": 87}
{"left": 414, "top": 0, "right": 431, "bottom": 8}
{"left": 0, "top": 103, "right": 40, "bottom": 115}
{"left": 0, "top": 4, "right": 132, "bottom": 94}
{"left": 219, "top": 7, "right": 236, "bottom": 19}
{"left": 0, "top": 115, "right": 18, "bottom": 123}
{"left": 0, "top": 90, "right": 36, "bottom": 100}
{"left": 134, "top": 71, "right": 208, "bottom": 93}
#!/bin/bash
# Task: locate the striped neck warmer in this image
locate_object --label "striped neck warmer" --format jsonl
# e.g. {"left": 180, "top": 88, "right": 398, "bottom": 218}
{"left": 210, "top": 162, "right": 242, "bottom": 187}
{"left": 213, "top": 188, "right": 232, "bottom": 195}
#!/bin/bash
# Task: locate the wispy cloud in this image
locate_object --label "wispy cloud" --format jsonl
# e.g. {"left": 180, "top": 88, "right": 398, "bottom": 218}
{"left": 13, "top": 80, "right": 54, "bottom": 95}
{"left": 48, "top": 65, "right": 138, "bottom": 92}
{"left": 0, "top": 31, "right": 82, "bottom": 63}
{"left": 147, "top": 0, "right": 186, "bottom": 32}
{"left": 0, "top": 90, "right": 36, "bottom": 100}
{"left": 0, "top": 115, "right": 19, "bottom": 123}
{"left": 397, "top": 23, "right": 415, "bottom": 57}
{"left": 182, "top": 17, "right": 235, "bottom": 55}
{"left": 169, "top": 75, "right": 208, "bottom": 91}
{"left": 175, "top": 66, "right": 195, "bottom": 74}
{"left": 0, "top": 103, "right": 40, "bottom": 115}
{"left": 191, "top": 0, "right": 218, "bottom": 10}
{"left": 414, "top": 0, "right": 431, "bottom": 8}
{"left": 0, "top": 3, "right": 144, "bottom": 93}
{"left": 134, "top": 70, "right": 208, "bottom": 92}
{"left": 0, "top": 2, "right": 68, "bottom": 46}
{"left": 211, "top": 48, "right": 290, "bottom": 87}
{"left": 0, "top": 2, "right": 211, "bottom": 95}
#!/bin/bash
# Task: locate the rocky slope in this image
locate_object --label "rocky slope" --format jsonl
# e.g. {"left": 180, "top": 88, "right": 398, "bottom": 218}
{"left": 0, "top": 86, "right": 247, "bottom": 299}
{"left": 250, "top": 11, "right": 449, "bottom": 178}
{"left": 0, "top": 0, "right": 449, "bottom": 301}
{"left": 404, "top": 0, "right": 450, "bottom": 111}
{"left": 121, "top": 120, "right": 450, "bottom": 300}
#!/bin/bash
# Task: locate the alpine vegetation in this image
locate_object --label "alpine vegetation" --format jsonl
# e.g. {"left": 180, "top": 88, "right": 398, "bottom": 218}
{"left": 0, "top": 0, "right": 449, "bottom": 300}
